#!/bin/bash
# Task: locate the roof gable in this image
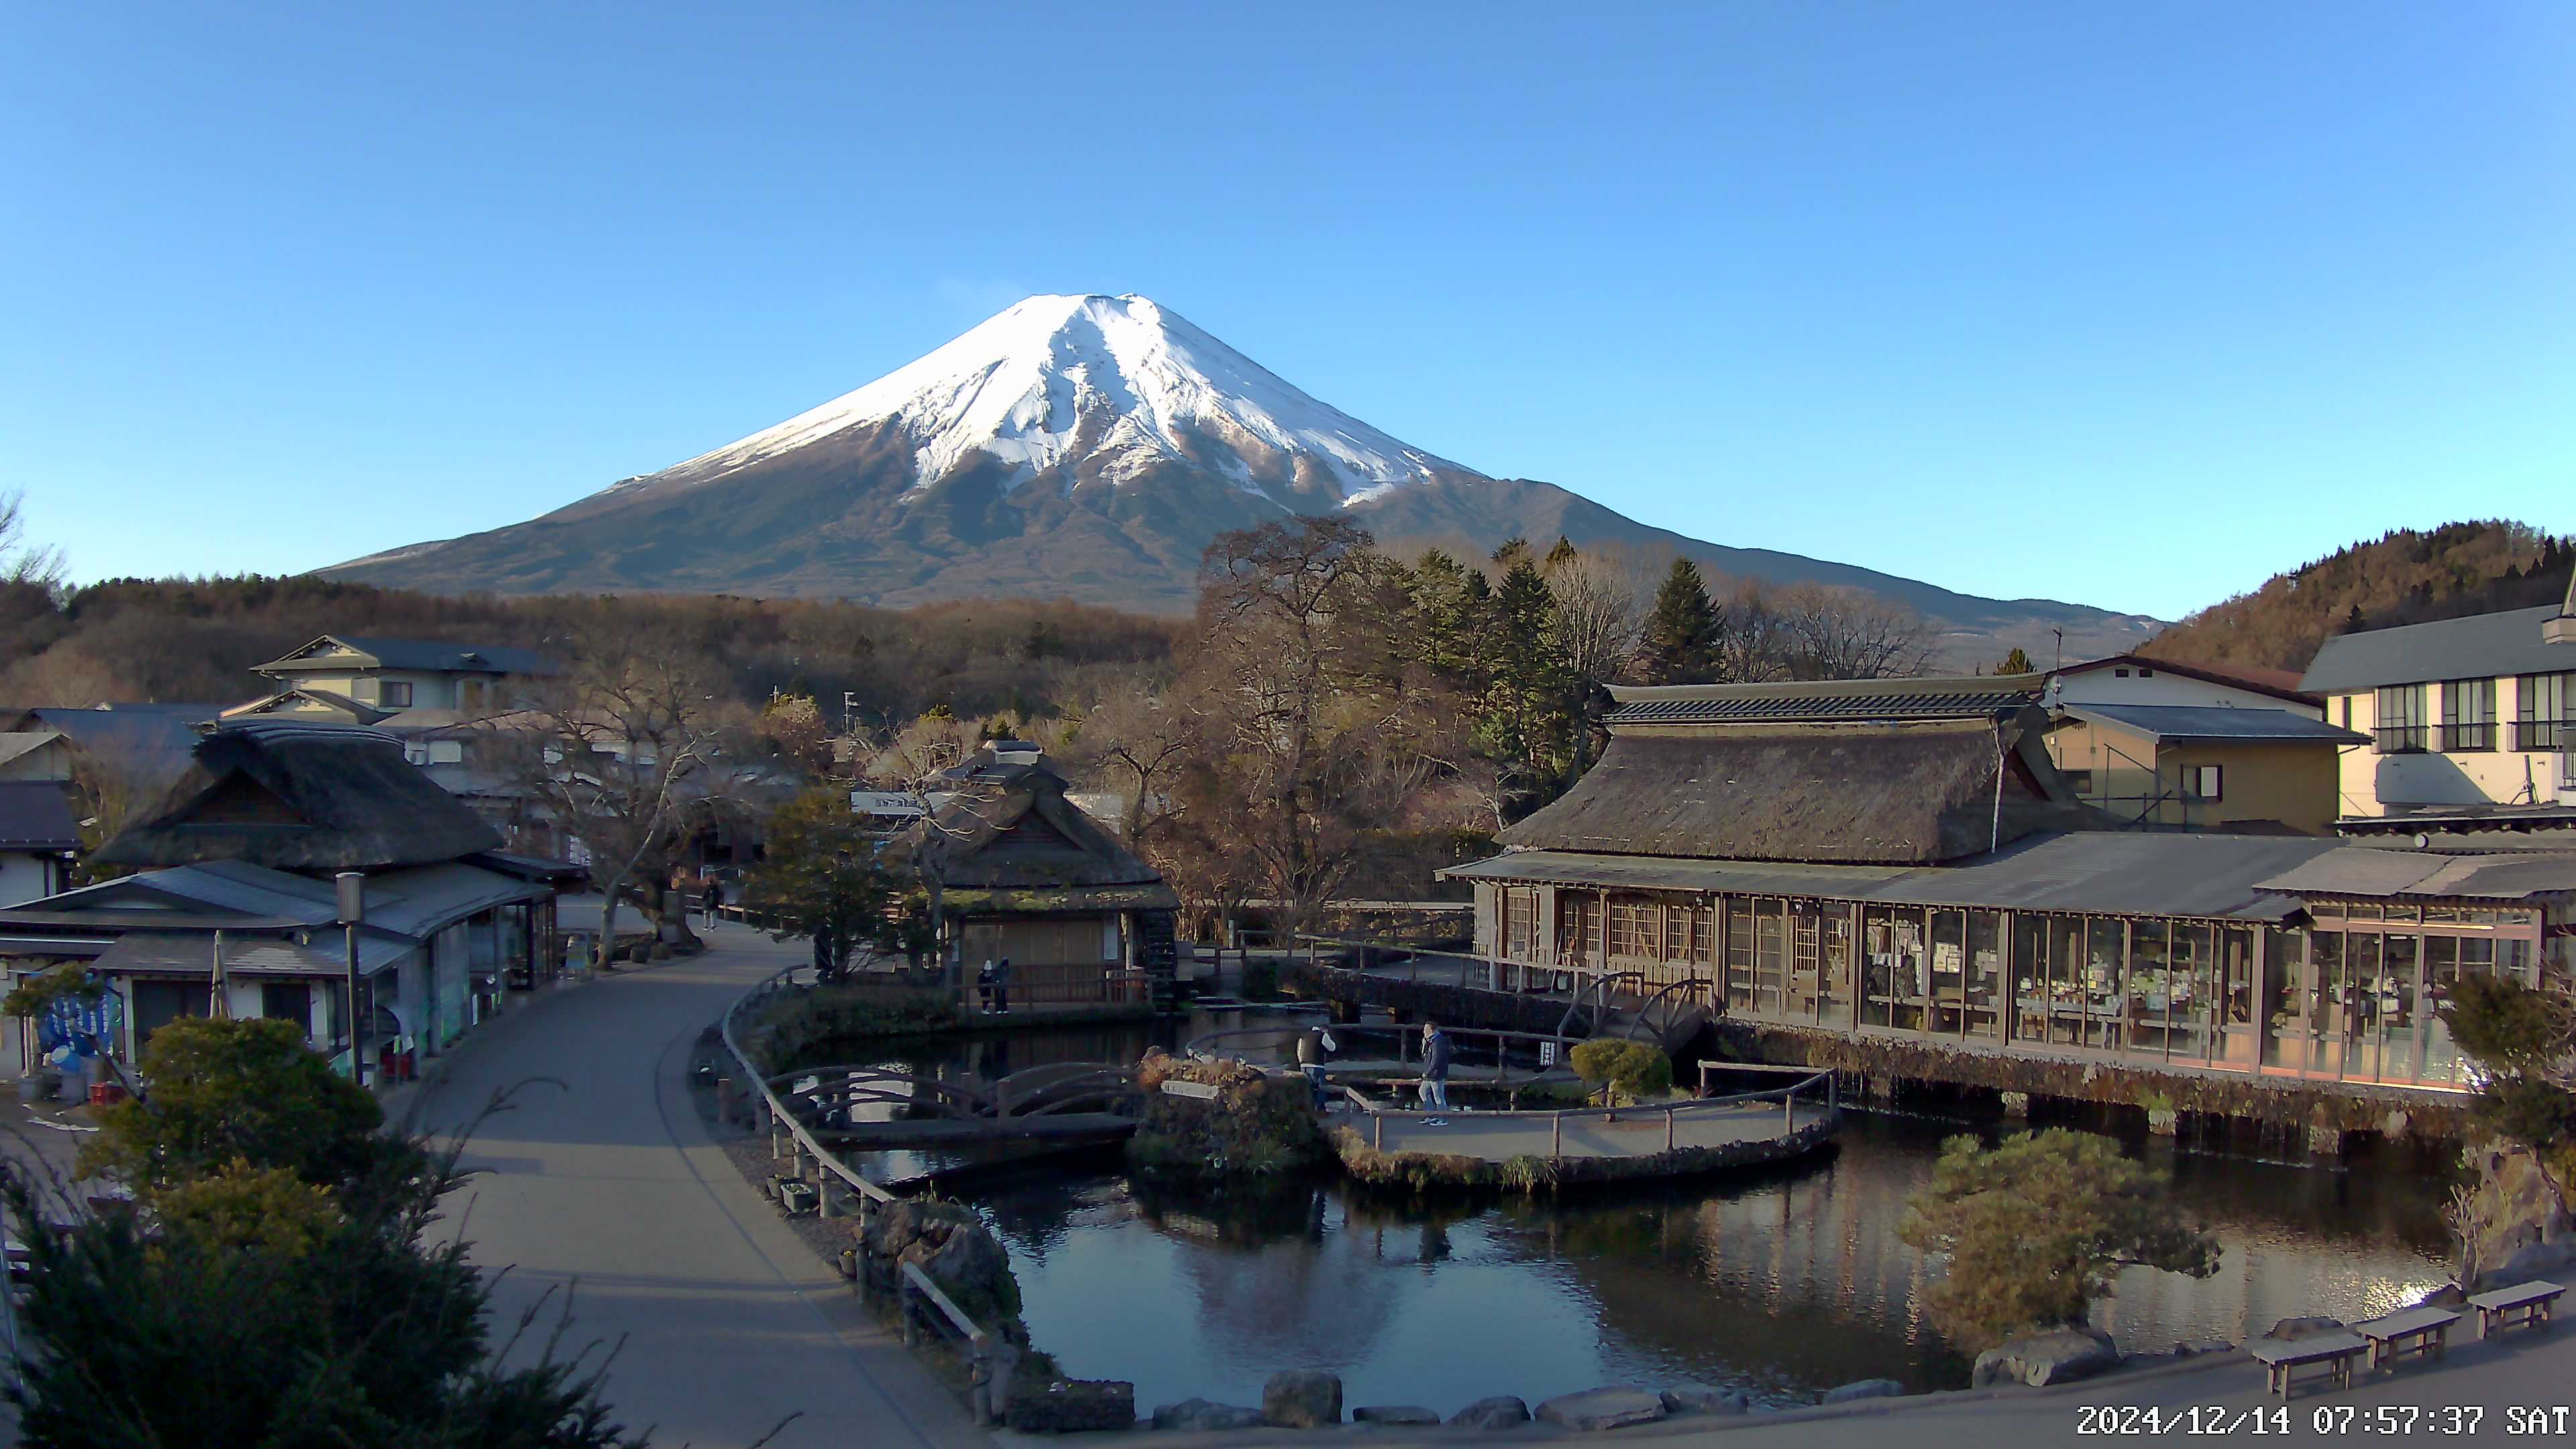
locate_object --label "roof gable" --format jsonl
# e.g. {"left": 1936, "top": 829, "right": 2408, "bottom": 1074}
{"left": 95, "top": 722, "right": 499, "bottom": 872}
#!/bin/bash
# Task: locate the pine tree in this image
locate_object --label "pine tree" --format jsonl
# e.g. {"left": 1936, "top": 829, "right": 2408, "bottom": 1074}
{"left": 1636, "top": 558, "right": 1721, "bottom": 685}
{"left": 1996, "top": 646, "right": 2036, "bottom": 676}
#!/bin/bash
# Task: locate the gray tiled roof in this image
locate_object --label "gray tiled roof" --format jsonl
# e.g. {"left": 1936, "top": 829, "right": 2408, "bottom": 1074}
{"left": 2256, "top": 847, "right": 2576, "bottom": 902}
{"left": 0, "top": 782, "right": 78, "bottom": 850}
{"left": 1607, "top": 675, "right": 2044, "bottom": 726}
{"left": 258, "top": 635, "right": 557, "bottom": 677}
{"left": 1448, "top": 830, "right": 2341, "bottom": 922}
{"left": 2302, "top": 606, "right": 2576, "bottom": 693}
{"left": 2059, "top": 702, "right": 2368, "bottom": 745}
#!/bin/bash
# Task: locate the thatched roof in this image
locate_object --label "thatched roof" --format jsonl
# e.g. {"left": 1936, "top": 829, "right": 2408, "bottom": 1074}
{"left": 892, "top": 748, "right": 1167, "bottom": 899}
{"left": 1501, "top": 712, "right": 2092, "bottom": 866}
{"left": 95, "top": 720, "right": 500, "bottom": 872}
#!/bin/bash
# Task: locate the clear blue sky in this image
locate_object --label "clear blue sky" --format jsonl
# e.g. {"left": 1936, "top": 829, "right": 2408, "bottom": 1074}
{"left": 6, "top": 2, "right": 2570, "bottom": 620}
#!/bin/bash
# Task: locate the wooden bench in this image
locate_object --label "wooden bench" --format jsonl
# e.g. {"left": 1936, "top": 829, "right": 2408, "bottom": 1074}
{"left": 2351, "top": 1305, "right": 2461, "bottom": 1373}
{"left": 2250, "top": 1332, "right": 2369, "bottom": 1398}
{"left": 2468, "top": 1280, "right": 2565, "bottom": 1338}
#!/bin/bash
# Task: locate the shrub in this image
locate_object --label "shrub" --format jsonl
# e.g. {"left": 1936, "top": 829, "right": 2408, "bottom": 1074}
{"left": 1898, "top": 1128, "right": 2219, "bottom": 1350}
{"left": 1568, "top": 1040, "right": 1672, "bottom": 1105}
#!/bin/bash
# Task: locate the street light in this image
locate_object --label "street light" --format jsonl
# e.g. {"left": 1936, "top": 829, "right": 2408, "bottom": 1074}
{"left": 337, "top": 871, "right": 367, "bottom": 1088}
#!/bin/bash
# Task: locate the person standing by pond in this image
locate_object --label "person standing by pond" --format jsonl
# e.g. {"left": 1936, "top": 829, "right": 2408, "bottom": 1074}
{"left": 1297, "top": 1023, "right": 1338, "bottom": 1109}
{"left": 994, "top": 956, "right": 1012, "bottom": 1014}
{"left": 1419, "top": 1021, "right": 1451, "bottom": 1125}
{"left": 977, "top": 959, "right": 996, "bottom": 1014}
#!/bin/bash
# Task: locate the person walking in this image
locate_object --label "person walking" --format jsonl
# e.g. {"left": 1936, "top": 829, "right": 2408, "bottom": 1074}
{"left": 702, "top": 876, "right": 724, "bottom": 930}
{"left": 1295, "top": 1022, "right": 1336, "bottom": 1110}
{"left": 976, "top": 959, "right": 996, "bottom": 1014}
{"left": 993, "top": 956, "right": 1012, "bottom": 1014}
{"left": 1419, "top": 1021, "right": 1452, "bottom": 1125}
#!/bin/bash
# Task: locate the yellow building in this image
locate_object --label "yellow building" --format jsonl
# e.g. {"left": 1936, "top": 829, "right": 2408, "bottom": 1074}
{"left": 2044, "top": 704, "right": 2364, "bottom": 836}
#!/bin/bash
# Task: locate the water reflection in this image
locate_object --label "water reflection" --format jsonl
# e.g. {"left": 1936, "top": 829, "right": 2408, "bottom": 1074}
{"left": 969, "top": 1113, "right": 2455, "bottom": 1415}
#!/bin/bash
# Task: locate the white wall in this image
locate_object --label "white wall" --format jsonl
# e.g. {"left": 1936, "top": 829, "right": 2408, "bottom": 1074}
{"left": 2330, "top": 678, "right": 2568, "bottom": 817}
{"left": 0, "top": 853, "right": 56, "bottom": 908}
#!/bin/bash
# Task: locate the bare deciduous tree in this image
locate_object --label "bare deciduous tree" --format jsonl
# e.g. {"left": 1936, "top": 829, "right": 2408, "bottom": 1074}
{"left": 1, "top": 490, "right": 66, "bottom": 590}
{"left": 1774, "top": 582, "right": 1935, "bottom": 680}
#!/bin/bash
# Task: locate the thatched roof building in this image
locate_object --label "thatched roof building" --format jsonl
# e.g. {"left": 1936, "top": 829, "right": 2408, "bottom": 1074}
{"left": 97, "top": 720, "right": 500, "bottom": 873}
{"left": 895, "top": 743, "right": 1177, "bottom": 913}
{"left": 1502, "top": 676, "right": 2092, "bottom": 866}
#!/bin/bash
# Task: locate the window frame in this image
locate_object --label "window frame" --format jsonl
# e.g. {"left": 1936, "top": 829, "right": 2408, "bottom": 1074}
{"left": 2441, "top": 678, "right": 2497, "bottom": 753}
{"left": 2374, "top": 684, "right": 2430, "bottom": 754}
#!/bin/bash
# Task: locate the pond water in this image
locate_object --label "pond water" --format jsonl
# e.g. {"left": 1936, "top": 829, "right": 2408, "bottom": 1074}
{"left": 808, "top": 1020, "right": 2460, "bottom": 1415}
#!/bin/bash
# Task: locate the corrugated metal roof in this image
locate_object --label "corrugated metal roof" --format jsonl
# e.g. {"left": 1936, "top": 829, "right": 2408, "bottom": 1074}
{"left": 1447, "top": 831, "right": 2339, "bottom": 921}
{"left": 356, "top": 863, "right": 551, "bottom": 936}
{"left": 92, "top": 930, "right": 413, "bottom": 977}
{"left": 2059, "top": 703, "right": 2369, "bottom": 745}
{"left": 1862, "top": 832, "right": 2334, "bottom": 920}
{"left": 2301, "top": 605, "right": 2576, "bottom": 694}
{"left": 0, "top": 782, "right": 78, "bottom": 849}
{"left": 2257, "top": 847, "right": 2576, "bottom": 902}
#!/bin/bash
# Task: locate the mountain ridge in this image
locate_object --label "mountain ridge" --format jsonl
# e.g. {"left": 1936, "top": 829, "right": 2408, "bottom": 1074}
{"left": 323, "top": 293, "right": 2157, "bottom": 662}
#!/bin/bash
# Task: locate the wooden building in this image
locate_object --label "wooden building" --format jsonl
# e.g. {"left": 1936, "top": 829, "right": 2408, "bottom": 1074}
{"left": 896, "top": 743, "right": 1179, "bottom": 1009}
{"left": 1448, "top": 676, "right": 2576, "bottom": 1098}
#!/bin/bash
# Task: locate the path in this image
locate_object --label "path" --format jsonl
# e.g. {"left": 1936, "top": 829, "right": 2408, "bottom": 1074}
{"left": 1359, "top": 1099, "right": 1834, "bottom": 1160}
{"left": 409, "top": 922, "right": 990, "bottom": 1449}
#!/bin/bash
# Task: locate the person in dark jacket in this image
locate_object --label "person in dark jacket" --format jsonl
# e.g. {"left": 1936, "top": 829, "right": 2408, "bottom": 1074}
{"left": 993, "top": 956, "right": 1012, "bottom": 1014}
{"left": 976, "top": 960, "right": 996, "bottom": 1014}
{"left": 1419, "top": 1021, "right": 1452, "bottom": 1124}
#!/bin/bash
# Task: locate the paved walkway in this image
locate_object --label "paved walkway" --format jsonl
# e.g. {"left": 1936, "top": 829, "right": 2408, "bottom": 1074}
{"left": 409, "top": 922, "right": 990, "bottom": 1449}
{"left": 1361, "top": 1099, "right": 1833, "bottom": 1159}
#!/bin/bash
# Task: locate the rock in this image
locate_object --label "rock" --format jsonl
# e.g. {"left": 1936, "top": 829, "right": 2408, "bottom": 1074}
{"left": 2420, "top": 1283, "right": 2468, "bottom": 1308}
{"left": 1151, "top": 1399, "right": 1267, "bottom": 1431}
{"left": 1821, "top": 1379, "right": 1906, "bottom": 1403}
{"left": 1970, "top": 1328, "right": 2118, "bottom": 1388}
{"left": 1447, "top": 1396, "right": 1532, "bottom": 1429}
{"left": 1006, "top": 1379, "right": 1136, "bottom": 1434}
{"left": 1352, "top": 1405, "right": 1442, "bottom": 1426}
{"left": 1263, "top": 1370, "right": 1343, "bottom": 1428}
{"left": 2265, "top": 1316, "right": 2346, "bottom": 1342}
{"left": 1536, "top": 1387, "right": 1666, "bottom": 1431}
{"left": 2170, "top": 1339, "right": 2234, "bottom": 1358}
{"left": 2458, "top": 1142, "right": 2576, "bottom": 1289}
{"left": 1660, "top": 1381, "right": 1752, "bottom": 1415}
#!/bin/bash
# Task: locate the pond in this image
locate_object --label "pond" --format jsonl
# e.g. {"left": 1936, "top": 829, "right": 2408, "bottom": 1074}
{"left": 969, "top": 1114, "right": 2454, "bottom": 1415}
{"left": 803, "top": 1018, "right": 2460, "bottom": 1415}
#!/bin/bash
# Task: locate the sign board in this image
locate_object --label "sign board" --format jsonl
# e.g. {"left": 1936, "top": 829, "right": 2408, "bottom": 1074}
{"left": 1538, "top": 1040, "right": 1558, "bottom": 1067}
{"left": 849, "top": 791, "right": 927, "bottom": 819}
{"left": 1160, "top": 1079, "right": 1222, "bottom": 1101}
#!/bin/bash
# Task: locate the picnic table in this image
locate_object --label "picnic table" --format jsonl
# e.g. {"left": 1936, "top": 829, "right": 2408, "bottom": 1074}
{"left": 2250, "top": 1332, "right": 2369, "bottom": 1399}
{"left": 2467, "top": 1280, "right": 2564, "bottom": 1338}
{"left": 2351, "top": 1305, "right": 2461, "bottom": 1373}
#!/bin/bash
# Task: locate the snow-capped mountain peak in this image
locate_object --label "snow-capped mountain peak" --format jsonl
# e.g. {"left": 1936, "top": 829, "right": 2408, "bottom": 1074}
{"left": 608, "top": 294, "right": 1481, "bottom": 506}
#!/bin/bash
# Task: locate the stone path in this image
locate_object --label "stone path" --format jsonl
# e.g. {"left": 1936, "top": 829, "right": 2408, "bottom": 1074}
{"left": 409, "top": 922, "right": 990, "bottom": 1449}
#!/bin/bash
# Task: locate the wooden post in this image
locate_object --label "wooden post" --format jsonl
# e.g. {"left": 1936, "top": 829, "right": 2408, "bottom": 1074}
{"left": 1552, "top": 1112, "right": 1562, "bottom": 1160}
{"left": 900, "top": 1275, "right": 920, "bottom": 1348}
{"left": 1664, "top": 1107, "right": 1675, "bottom": 1152}
{"left": 1784, "top": 1091, "right": 1794, "bottom": 1131}
{"left": 1372, "top": 1112, "right": 1383, "bottom": 1151}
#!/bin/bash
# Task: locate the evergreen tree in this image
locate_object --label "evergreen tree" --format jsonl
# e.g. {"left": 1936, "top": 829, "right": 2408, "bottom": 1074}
{"left": 1996, "top": 646, "right": 2036, "bottom": 676}
{"left": 1542, "top": 535, "right": 1578, "bottom": 574}
{"left": 1635, "top": 558, "right": 1722, "bottom": 685}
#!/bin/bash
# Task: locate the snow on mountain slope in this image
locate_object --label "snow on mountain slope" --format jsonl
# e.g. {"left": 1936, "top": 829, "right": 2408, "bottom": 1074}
{"left": 604, "top": 294, "right": 1481, "bottom": 504}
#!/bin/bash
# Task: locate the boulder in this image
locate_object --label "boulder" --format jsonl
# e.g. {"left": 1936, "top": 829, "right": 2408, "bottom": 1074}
{"left": 1006, "top": 1379, "right": 1136, "bottom": 1434}
{"left": 2456, "top": 1142, "right": 2576, "bottom": 1290}
{"left": 1820, "top": 1379, "right": 1905, "bottom": 1404}
{"left": 1352, "top": 1405, "right": 1442, "bottom": 1426}
{"left": 1535, "top": 1387, "right": 1666, "bottom": 1432}
{"left": 2265, "top": 1316, "right": 2345, "bottom": 1342}
{"left": 1448, "top": 1396, "right": 1532, "bottom": 1429}
{"left": 1263, "top": 1370, "right": 1343, "bottom": 1428}
{"left": 1660, "top": 1382, "right": 1752, "bottom": 1415}
{"left": 1970, "top": 1328, "right": 2118, "bottom": 1389}
{"left": 1151, "top": 1398, "right": 1267, "bottom": 1432}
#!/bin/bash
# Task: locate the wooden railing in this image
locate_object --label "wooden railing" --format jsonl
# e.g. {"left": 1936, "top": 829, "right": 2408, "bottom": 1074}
{"left": 718, "top": 965, "right": 1019, "bottom": 1424}
{"left": 1338, "top": 1061, "right": 1837, "bottom": 1158}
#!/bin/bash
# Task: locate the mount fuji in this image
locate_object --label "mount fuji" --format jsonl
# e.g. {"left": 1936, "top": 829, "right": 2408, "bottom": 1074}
{"left": 325, "top": 293, "right": 2157, "bottom": 659}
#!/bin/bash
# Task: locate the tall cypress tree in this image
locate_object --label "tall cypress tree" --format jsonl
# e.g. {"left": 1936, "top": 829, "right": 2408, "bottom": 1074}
{"left": 1635, "top": 558, "right": 1721, "bottom": 685}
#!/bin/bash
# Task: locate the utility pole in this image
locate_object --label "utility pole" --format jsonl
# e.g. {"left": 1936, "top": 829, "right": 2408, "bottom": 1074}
{"left": 337, "top": 871, "right": 368, "bottom": 1088}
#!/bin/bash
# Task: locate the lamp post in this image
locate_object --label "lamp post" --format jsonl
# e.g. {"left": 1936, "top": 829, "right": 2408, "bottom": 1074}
{"left": 337, "top": 871, "right": 367, "bottom": 1088}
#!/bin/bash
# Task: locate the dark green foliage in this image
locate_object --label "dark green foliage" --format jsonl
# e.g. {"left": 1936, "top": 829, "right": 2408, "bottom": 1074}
{"left": 1995, "top": 646, "right": 2035, "bottom": 676}
{"left": 79, "top": 1016, "right": 421, "bottom": 1212}
{"left": 1898, "top": 1129, "right": 2220, "bottom": 1349}
{"left": 743, "top": 786, "right": 908, "bottom": 979}
{"left": 1635, "top": 559, "right": 1722, "bottom": 686}
{"left": 2440, "top": 975, "right": 2576, "bottom": 1155}
{"left": 6, "top": 1014, "right": 647, "bottom": 1448}
{"left": 1567, "top": 1039, "right": 1673, "bottom": 1104}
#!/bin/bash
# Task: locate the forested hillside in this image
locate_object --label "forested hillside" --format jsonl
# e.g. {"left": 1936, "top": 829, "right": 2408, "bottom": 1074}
{"left": 1, "top": 574, "right": 1179, "bottom": 731}
{"left": 2143, "top": 521, "right": 2573, "bottom": 674}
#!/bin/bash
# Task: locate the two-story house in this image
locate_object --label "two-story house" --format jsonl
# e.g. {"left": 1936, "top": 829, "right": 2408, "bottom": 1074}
{"left": 222, "top": 635, "right": 555, "bottom": 724}
{"left": 2300, "top": 576, "right": 2576, "bottom": 840}
{"left": 2041, "top": 655, "right": 2364, "bottom": 835}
